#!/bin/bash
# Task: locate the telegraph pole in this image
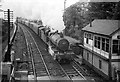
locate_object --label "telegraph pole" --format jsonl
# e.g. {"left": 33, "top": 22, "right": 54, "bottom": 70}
{"left": 8, "top": 9, "right": 10, "bottom": 61}
{"left": 1, "top": 9, "right": 13, "bottom": 81}
{"left": 64, "top": 0, "right": 67, "bottom": 11}
{"left": 4, "top": 9, "right": 13, "bottom": 62}
{"left": 64, "top": 0, "right": 67, "bottom": 35}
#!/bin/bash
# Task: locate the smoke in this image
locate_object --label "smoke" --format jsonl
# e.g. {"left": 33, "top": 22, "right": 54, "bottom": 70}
{"left": 2, "top": 0, "right": 79, "bottom": 31}
{"left": 3, "top": 0, "right": 118, "bottom": 31}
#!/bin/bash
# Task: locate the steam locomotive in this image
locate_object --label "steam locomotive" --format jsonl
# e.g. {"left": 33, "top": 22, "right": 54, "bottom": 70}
{"left": 17, "top": 18, "right": 74, "bottom": 63}
{"left": 48, "top": 32, "right": 74, "bottom": 63}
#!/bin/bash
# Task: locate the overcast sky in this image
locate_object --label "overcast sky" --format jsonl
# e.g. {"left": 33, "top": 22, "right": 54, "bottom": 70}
{"left": 1, "top": 0, "right": 82, "bottom": 31}
{"left": 1, "top": 0, "right": 119, "bottom": 31}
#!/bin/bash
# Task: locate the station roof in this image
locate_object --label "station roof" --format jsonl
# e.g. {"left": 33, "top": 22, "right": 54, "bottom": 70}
{"left": 82, "top": 19, "right": 120, "bottom": 36}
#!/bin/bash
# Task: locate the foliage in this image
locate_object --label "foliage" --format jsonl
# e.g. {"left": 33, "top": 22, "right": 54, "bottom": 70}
{"left": 88, "top": 2, "right": 120, "bottom": 19}
{"left": 63, "top": 1, "right": 120, "bottom": 37}
{"left": 2, "top": 19, "right": 14, "bottom": 42}
{"left": 2, "top": 20, "right": 8, "bottom": 36}
{"left": 63, "top": 2, "right": 86, "bottom": 28}
{"left": 63, "top": 2, "right": 90, "bottom": 37}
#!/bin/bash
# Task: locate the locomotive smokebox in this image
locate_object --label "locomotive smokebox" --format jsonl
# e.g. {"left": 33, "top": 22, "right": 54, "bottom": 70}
{"left": 57, "top": 38, "right": 69, "bottom": 51}
{"left": 49, "top": 33, "right": 69, "bottom": 51}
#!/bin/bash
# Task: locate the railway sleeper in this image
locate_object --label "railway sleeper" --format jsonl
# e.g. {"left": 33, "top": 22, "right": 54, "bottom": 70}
{"left": 37, "top": 74, "right": 48, "bottom": 77}
{"left": 36, "top": 70, "right": 48, "bottom": 74}
{"left": 34, "top": 59, "right": 43, "bottom": 63}
{"left": 33, "top": 55, "right": 42, "bottom": 58}
{"left": 35, "top": 68, "right": 46, "bottom": 72}
{"left": 35, "top": 64, "right": 45, "bottom": 68}
{"left": 35, "top": 67, "right": 46, "bottom": 71}
{"left": 33, "top": 56, "right": 42, "bottom": 58}
{"left": 28, "top": 71, "right": 34, "bottom": 75}
{"left": 66, "top": 71, "right": 77, "bottom": 74}
{"left": 34, "top": 61, "right": 43, "bottom": 63}
{"left": 37, "top": 72, "right": 48, "bottom": 76}
{"left": 34, "top": 62, "right": 44, "bottom": 65}
{"left": 33, "top": 53, "right": 41, "bottom": 56}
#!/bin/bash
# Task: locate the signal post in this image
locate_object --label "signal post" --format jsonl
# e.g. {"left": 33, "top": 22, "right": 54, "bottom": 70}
{"left": 2, "top": 9, "right": 13, "bottom": 81}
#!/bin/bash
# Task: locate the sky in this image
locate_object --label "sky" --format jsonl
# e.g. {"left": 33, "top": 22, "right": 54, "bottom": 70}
{"left": 1, "top": 0, "right": 81, "bottom": 31}
{"left": 1, "top": 0, "right": 119, "bottom": 31}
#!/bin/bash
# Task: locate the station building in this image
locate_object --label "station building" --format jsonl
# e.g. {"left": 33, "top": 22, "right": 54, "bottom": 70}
{"left": 82, "top": 19, "right": 120, "bottom": 81}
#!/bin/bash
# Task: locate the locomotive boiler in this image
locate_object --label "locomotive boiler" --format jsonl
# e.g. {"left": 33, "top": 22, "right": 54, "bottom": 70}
{"left": 48, "top": 32, "right": 74, "bottom": 63}
{"left": 49, "top": 33, "right": 69, "bottom": 51}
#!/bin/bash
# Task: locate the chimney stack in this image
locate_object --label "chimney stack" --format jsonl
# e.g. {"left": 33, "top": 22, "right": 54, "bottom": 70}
{"left": 90, "top": 21, "right": 92, "bottom": 27}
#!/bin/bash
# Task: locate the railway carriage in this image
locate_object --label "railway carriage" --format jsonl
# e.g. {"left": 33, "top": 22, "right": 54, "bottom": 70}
{"left": 29, "top": 22, "right": 33, "bottom": 29}
{"left": 29, "top": 22, "right": 43, "bottom": 35}
{"left": 30, "top": 22, "right": 38, "bottom": 34}
{"left": 38, "top": 26, "right": 50, "bottom": 43}
{"left": 38, "top": 27, "right": 47, "bottom": 43}
{"left": 17, "top": 18, "right": 22, "bottom": 23}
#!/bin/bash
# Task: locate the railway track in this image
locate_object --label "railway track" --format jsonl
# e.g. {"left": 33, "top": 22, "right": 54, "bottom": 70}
{"left": 19, "top": 23, "right": 87, "bottom": 81}
{"left": 20, "top": 24, "right": 51, "bottom": 80}
{"left": 71, "top": 61, "right": 89, "bottom": 77}
{"left": 58, "top": 62, "right": 87, "bottom": 81}
{"left": 19, "top": 24, "right": 68, "bottom": 81}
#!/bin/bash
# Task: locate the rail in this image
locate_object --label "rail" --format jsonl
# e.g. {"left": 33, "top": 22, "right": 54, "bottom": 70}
{"left": 20, "top": 24, "right": 51, "bottom": 81}
{"left": 72, "top": 65, "right": 86, "bottom": 80}
{"left": 23, "top": 28, "right": 37, "bottom": 81}
{"left": 19, "top": 23, "right": 87, "bottom": 81}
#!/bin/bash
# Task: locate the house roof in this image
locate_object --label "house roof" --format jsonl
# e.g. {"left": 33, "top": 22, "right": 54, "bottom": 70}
{"left": 82, "top": 19, "right": 120, "bottom": 36}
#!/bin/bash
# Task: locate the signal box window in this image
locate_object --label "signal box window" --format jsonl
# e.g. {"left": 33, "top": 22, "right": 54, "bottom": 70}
{"left": 112, "top": 40, "right": 120, "bottom": 55}
{"left": 86, "top": 38, "right": 89, "bottom": 44}
{"left": 102, "top": 38, "right": 109, "bottom": 52}
{"left": 94, "top": 36, "right": 101, "bottom": 49}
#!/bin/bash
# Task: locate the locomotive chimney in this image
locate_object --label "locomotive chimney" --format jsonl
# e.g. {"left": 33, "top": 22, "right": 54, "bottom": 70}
{"left": 89, "top": 17, "right": 92, "bottom": 27}
{"left": 60, "top": 32, "right": 64, "bottom": 38}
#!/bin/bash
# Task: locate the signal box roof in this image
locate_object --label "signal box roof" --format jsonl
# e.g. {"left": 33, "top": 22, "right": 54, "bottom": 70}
{"left": 82, "top": 19, "right": 120, "bottom": 36}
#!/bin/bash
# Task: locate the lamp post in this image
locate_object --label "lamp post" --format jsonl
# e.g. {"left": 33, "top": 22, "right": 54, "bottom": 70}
{"left": 64, "top": 0, "right": 67, "bottom": 11}
{"left": 63, "top": 0, "right": 67, "bottom": 35}
{"left": 64, "top": 0, "right": 67, "bottom": 26}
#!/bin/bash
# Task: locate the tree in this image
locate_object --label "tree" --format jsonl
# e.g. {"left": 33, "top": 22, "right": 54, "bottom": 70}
{"left": 63, "top": 1, "right": 120, "bottom": 39}
{"left": 63, "top": 2, "right": 91, "bottom": 37}
{"left": 87, "top": 2, "right": 120, "bottom": 19}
